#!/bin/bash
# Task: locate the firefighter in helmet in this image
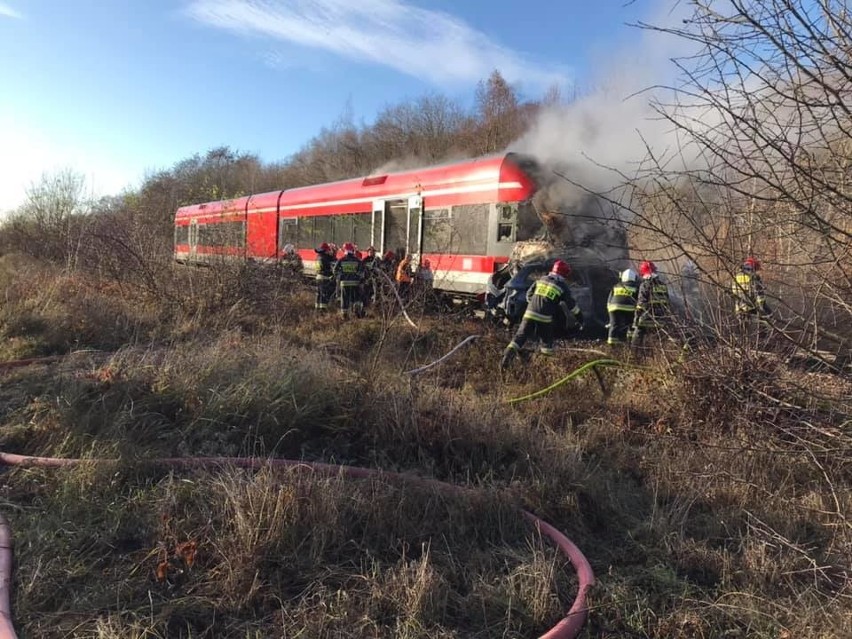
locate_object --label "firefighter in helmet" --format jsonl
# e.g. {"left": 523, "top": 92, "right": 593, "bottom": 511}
{"left": 631, "top": 260, "right": 670, "bottom": 349}
{"left": 607, "top": 268, "right": 639, "bottom": 346}
{"left": 334, "top": 242, "right": 365, "bottom": 318}
{"left": 314, "top": 242, "right": 335, "bottom": 310}
{"left": 361, "top": 246, "right": 380, "bottom": 307}
{"left": 500, "top": 260, "right": 584, "bottom": 370}
{"left": 732, "top": 256, "right": 771, "bottom": 319}
{"left": 732, "top": 256, "right": 772, "bottom": 345}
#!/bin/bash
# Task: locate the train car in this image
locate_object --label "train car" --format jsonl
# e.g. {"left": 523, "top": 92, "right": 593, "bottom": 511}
{"left": 174, "top": 153, "right": 624, "bottom": 326}
{"left": 175, "top": 153, "right": 542, "bottom": 294}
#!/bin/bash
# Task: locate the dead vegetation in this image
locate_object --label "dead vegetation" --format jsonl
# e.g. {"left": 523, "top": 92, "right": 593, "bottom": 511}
{"left": 0, "top": 258, "right": 847, "bottom": 638}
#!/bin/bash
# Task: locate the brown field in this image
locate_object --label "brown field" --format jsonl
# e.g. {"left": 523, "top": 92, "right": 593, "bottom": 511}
{"left": 0, "top": 254, "right": 849, "bottom": 638}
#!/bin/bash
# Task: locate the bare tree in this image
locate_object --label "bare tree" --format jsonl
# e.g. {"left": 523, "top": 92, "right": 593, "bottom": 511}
{"left": 475, "top": 70, "right": 525, "bottom": 154}
{"left": 0, "top": 169, "right": 91, "bottom": 268}
{"left": 624, "top": 0, "right": 852, "bottom": 359}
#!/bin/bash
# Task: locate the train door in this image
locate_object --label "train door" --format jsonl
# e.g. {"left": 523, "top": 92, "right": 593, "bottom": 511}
{"left": 372, "top": 200, "right": 384, "bottom": 252}
{"left": 407, "top": 195, "right": 423, "bottom": 265}
{"left": 384, "top": 199, "right": 408, "bottom": 257}
{"left": 189, "top": 219, "right": 198, "bottom": 261}
{"left": 372, "top": 197, "right": 423, "bottom": 260}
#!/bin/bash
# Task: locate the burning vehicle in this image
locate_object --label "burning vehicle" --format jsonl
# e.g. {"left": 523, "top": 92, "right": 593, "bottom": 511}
{"left": 485, "top": 241, "right": 617, "bottom": 337}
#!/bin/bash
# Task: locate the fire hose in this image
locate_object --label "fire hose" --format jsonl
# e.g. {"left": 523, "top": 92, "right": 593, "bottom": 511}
{"left": 0, "top": 350, "right": 105, "bottom": 375}
{"left": 404, "top": 335, "right": 481, "bottom": 375}
{"left": 372, "top": 268, "right": 419, "bottom": 329}
{"left": 0, "top": 356, "right": 63, "bottom": 373}
{"left": 506, "top": 358, "right": 650, "bottom": 404}
{"left": 0, "top": 514, "right": 13, "bottom": 639}
{"left": 0, "top": 452, "right": 594, "bottom": 639}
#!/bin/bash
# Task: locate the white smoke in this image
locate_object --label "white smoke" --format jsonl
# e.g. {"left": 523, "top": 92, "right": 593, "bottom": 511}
{"left": 511, "top": 1, "right": 702, "bottom": 197}
{"left": 507, "top": 0, "right": 716, "bottom": 291}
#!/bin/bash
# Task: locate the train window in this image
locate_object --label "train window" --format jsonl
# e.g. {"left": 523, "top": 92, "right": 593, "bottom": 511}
{"left": 198, "top": 221, "right": 245, "bottom": 247}
{"left": 451, "top": 204, "right": 489, "bottom": 254}
{"left": 332, "top": 214, "right": 354, "bottom": 247}
{"left": 313, "top": 215, "right": 333, "bottom": 245}
{"left": 353, "top": 213, "right": 372, "bottom": 247}
{"left": 279, "top": 217, "right": 298, "bottom": 249}
{"left": 297, "top": 217, "right": 312, "bottom": 247}
{"left": 497, "top": 204, "right": 517, "bottom": 243}
{"left": 174, "top": 224, "right": 189, "bottom": 246}
{"left": 422, "top": 209, "right": 454, "bottom": 253}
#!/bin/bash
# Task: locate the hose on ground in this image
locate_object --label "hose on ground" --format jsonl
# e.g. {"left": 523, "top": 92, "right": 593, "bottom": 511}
{"left": 506, "top": 358, "right": 649, "bottom": 404}
{"left": 0, "top": 514, "right": 15, "bottom": 639}
{"left": 0, "top": 451, "right": 593, "bottom": 639}
{"left": 404, "top": 335, "right": 481, "bottom": 375}
{"left": 0, "top": 349, "right": 107, "bottom": 374}
{"left": 373, "top": 268, "right": 419, "bottom": 329}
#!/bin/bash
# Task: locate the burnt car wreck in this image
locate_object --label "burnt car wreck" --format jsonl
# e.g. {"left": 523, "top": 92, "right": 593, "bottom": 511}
{"left": 482, "top": 163, "right": 630, "bottom": 339}
{"left": 485, "top": 242, "right": 617, "bottom": 338}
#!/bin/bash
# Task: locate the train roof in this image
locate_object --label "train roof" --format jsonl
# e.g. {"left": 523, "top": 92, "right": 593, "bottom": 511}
{"left": 175, "top": 153, "right": 539, "bottom": 220}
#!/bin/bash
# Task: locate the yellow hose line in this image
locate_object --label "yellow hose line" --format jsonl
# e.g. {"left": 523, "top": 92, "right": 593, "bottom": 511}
{"left": 505, "top": 358, "right": 649, "bottom": 405}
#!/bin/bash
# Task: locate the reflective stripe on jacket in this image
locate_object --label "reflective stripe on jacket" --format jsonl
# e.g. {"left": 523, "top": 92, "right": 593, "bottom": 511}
{"left": 732, "top": 271, "right": 767, "bottom": 313}
{"left": 636, "top": 276, "right": 669, "bottom": 312}
{"left": 522, "top": 274, "right": 579, "bottom": 324}
{"left": 334, "top": 255, "right": 364, "bottom": 287}
{"left": 607, "top": 283, "right": 638, "bottom": 313}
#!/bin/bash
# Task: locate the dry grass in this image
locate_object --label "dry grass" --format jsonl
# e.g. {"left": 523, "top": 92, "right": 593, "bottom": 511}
{"left": 0, "top": 264, "right": 849, "bottom": 638}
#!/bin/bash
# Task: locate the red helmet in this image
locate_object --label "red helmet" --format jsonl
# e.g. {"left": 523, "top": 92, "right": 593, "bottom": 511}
{"left": 639, "top": 260, "right": 657, "bottom": 278}
{"left": 383, "top": 250, "right": 396, "bottom": 261}
{"left": 356, "top": 251, "right": 363, "bottom": 260}
{"left": 743, "top": 256, "right": 761, "bottom": 271}
{"left": 318, "top": 242, "right": 330, "bottom": 253}
{"left": 550, "top": 260, "right": 571, "bottom": 279}
{"left": 342, "top": 242, "right": 355, "bottom": 254}
{"left": 422, "top": 259, "right": 431, "bottom": 268}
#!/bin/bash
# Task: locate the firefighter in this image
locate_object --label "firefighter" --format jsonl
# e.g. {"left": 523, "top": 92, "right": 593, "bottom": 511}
{"left": 732, "top": 256, "right": 772, "bottom": 344}
{"left": 732, "top": 256, "right": 771, "bottom": 319}
{"left": 631, "top": 260, "right": 670, "bottom": 349}
{"left": 361, "top": 246, "right": 380, "bottom": 307}
{"left": 500, "top": 260, "right": 584, "bottom": 370}
{"left": 607, "top": 268, "right": 638, "bottom": 346}
{"left": 282, "top": 243, "right": 303, "bottom": 276}
{"left": 380, "top": 250, "right": 398, "bottom": 276}
{"left": 334, "top": 242, "right": 364, "bottom": 318}
{"left": 314, "top": 242, "right": 335, "bottom": 310}
{"left": 395, "top": 252, "right": 413, "bottom": 301}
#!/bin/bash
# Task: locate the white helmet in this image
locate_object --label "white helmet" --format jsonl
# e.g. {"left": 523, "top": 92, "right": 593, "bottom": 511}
{"left": 283, "top": 243, "right": 296, "bottom": 255}
{"left": 621, "top": 268, "right": 638, "bottom": 283}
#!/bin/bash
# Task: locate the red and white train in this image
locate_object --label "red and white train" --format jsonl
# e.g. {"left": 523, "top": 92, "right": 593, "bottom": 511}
{"left": 173, "top": 153, "right": 555, "bottom": 294}
{"left": 173, "top": 152, "right": 625, "bottom": 331}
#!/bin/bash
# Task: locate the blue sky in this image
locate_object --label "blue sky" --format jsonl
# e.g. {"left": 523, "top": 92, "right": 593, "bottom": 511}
{"left": 0, "top": 0, "right": 655, "bottom": 211}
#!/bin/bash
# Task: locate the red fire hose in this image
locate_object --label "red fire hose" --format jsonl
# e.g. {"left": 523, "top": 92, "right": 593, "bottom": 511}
{"left": 0, "top": 514, "right": 15, "bottom": 639}
{"left": 0, "top": 452, "right": 594, "bottom": 639}
{"left": 0, "top": 356, "right": 63, "bottom": 373}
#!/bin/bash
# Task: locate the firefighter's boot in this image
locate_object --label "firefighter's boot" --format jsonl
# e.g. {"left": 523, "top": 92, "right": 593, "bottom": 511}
{"left": 500, "top": 347, "right": 516, "bottom": 371}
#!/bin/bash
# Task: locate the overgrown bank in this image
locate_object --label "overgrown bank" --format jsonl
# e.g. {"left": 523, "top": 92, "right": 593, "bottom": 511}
{"left": 0, "top": 261, "right": 848, "bottom": 638}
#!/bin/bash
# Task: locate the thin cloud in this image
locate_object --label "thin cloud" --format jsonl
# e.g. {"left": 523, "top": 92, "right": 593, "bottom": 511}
{"left": 0, "top": 2, "right": 22, "bottom": 19}
{"left": 185, "top": 0, "right": 568, "bottom": 87}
